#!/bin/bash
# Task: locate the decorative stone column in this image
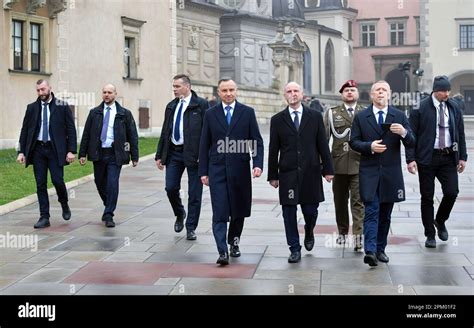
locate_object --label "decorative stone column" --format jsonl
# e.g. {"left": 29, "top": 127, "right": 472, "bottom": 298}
{"left": 267, "top": 21, "right": 306, "bottom": 91}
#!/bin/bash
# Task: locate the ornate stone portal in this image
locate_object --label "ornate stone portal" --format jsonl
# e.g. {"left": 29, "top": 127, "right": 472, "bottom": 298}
{"left": 267, "top": 21, "right": 306, "bottom": 90}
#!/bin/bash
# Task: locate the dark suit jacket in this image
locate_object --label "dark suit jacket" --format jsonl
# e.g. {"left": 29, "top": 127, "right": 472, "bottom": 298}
{"left": 198, "top": 101, "right": 264, "bottom": 221}
{"left": 18, "top": 93, "right": 77, "bottom": 167}
{"left": 349, "top": 105, "right": 415, "bottom": 203}
{"left": 79, "top": 102, "right": 139, "bottom": 165}
{"left": 268, "top": 106, "right": 334, "bottom": 205}
{"left": 406, "top": 95, "right": 467, "bottom": 166}
{"left": 155, "top": 90, "right": 209, "bottom": 167}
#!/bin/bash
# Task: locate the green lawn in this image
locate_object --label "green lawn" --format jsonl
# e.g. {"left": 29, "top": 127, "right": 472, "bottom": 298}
{"left": 0, "top": 138, "right": 158, "bottom": 206}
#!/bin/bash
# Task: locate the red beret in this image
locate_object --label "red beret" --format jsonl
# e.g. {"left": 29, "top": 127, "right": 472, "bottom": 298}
{"left": 339, "top": 80, "right": 358, "bottom": 93}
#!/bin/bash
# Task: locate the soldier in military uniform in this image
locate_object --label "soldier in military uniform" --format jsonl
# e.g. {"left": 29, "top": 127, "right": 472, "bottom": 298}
{"left": 323, "top": 80, "right": 364, "bottom": 251}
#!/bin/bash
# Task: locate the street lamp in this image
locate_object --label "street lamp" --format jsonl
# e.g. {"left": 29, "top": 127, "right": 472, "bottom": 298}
{"left": 398, "top": 61, "right": 411, "bottom": 93}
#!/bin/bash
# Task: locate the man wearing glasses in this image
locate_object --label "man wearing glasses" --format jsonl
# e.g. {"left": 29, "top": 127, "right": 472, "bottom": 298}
{"left": 406, "top": 76, "right": 468, "bottom": 248}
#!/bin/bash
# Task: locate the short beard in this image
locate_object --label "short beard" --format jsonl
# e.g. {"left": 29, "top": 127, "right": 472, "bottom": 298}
{"left": 40, "top": 92, "right": 51, "bottom": 101}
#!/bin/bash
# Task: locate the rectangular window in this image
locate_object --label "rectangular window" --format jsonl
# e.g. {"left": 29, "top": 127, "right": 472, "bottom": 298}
{"left": 30, "top": 23, "right": 41, "bottom": 71}
{"left": 361, "top": 23, "right": 376, "bottom": 47}
{"left": 348, "top": 21, "right": 353, "bottom": 40}
{"left": 12, "top": 20, "right": 23, "bottom": 70}
{"left": 125, "top": 37, "right": 132, "bottom": 78}
{"left": 121, "top": 16, "right": 145, "bottom": 81}
{"left": 415, "top": 17, "right": 420, "bottom": 44}
{"left": 389, "top": 22, "right": 405, "bottom": 46}
{"left": 460, "top": 25, "right": 474, "bottom": 49}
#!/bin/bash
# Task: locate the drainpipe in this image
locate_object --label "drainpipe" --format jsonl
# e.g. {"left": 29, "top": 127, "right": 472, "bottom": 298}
{"left": 318, "top": 30, "right": 322, "bottom": 95}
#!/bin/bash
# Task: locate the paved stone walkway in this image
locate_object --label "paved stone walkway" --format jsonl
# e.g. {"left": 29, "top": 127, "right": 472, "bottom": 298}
{"left": 0, "top": 124, "right": 473, "bottom": 295}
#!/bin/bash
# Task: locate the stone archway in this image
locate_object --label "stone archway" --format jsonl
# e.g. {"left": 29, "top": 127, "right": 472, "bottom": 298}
{"left": 386, "top": 69, "right": 409, "bottom": 94}
{"left": 450, "top": 70, "right": 474, "bottom": 115}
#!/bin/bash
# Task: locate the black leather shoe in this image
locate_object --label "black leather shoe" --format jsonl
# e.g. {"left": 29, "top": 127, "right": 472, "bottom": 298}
{"left": 288, "top": 251, "right": 301, "bottom": 263}
{"left": 425, "top": 236, "right": 436, "bottom": 248}
{"left": 61, "top": 203, "right": 71, "bottom": 221}
{"left": 34, "top": 217, "right": 50, "bottom": 229}
{"left": 174, "top": 211, "right": 186, "bottom": 233}
{"left": 304, "top": 225, "right": 315, "bottom": 251}
{"left": 376, "top": 251, "right": 389, "bottom": 263}
{"left": 230, "top": 245, "right": 241, "bottom": 257}
{"left": 216, "top": 253, "right": 229, "bottom": 265}
{"left": 186, "top": 230, "right": 197, "bottom": 240}
{"left": 363, "top": 252, "right": 378, "bottom": 267}
{"left": 434, "top": 221, "right": 449, "bottom": 241}
{"left": 104, "top": 216, "right": 115, "bottom": 228}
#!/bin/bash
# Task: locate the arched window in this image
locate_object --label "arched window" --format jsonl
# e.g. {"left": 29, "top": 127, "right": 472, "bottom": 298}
{"left": 324, "top": 39, "right": 335, "bottom": 92}
{"left": 221, "top": 0, "right": 244, "bottom": 9}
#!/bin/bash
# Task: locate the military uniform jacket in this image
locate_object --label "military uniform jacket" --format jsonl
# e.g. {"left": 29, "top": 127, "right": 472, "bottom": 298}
{"left": 323, "top": 104, "right": 364, "bottom": 175}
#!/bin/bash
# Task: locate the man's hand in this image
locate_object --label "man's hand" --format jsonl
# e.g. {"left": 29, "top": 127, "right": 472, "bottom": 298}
{"left": 79, "top": 157, "right": 87, "bottom": 166}
{"left": 458, "top": 160, "right": 467, "bottom": 173}
{"left": 371, "top": 140, "right": 387, "bottom": 153}
{"left": 269, "top": 180, "right": 279, "bottom": 188}
{"left": 390, "top": 123, "right": 406, "bottom": 136}
{"left": 156, "top": 159, "right": 164, "bottom": 171}
{"left": 66, "top": 152, "right": 75, "bottom": 164}
{"left": 324, "top": 175, "right": 334, "bottom": 183}
{"left": 17, "top": 153, "right": 25, "bottom": 164}
{"left": 201, "top": 176, "right": 209, "bottom": 186}
{"left": 253, "top": 167, "right": 262, "bottom": 178}
{"left": 132, "top": 161, "right": 138, "bottom": 167}
{"left": 407, "top": 161, "right": 417, "bottom": 174}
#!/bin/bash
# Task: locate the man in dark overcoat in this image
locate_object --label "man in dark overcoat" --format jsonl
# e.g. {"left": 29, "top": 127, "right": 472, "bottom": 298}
{"left": 268, "top": 82, "right": 334, "bottom": 263}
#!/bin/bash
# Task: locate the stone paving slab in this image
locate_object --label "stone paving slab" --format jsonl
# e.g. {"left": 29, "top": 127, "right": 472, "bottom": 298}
{"left": 0, "top": 124, "right": 472, "bottom": 296}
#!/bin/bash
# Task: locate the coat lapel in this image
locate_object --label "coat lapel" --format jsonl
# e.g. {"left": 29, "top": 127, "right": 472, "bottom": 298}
{"left": 366, "top": 105, "right": 383, "bottom": 136}
{"left": 49, "top": 98, "right": 57, "bottom": 119}
{"left": 385, "top": 107, "right": 396, "bottom": 125}
{"left": 215, "top": 103, "right": 228, "bottom": 132}
{"left": 33, "top": 100, "right": 42, "bottom": 132}
{"left": 340, "top": 106, "right": 352, "bottom": 124}
{"left": 299, "top": 106, "right": 311, "bottom": 133}
{"left": 282, "top": 107, "right": 297, "bottom": 133}
{"left": 228, "top": 101, "right": 244, "bottom": 134}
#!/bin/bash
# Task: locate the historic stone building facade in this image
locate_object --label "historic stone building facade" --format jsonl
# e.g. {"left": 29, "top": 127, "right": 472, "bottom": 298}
{"left": 177, "top": 0, "right": 352, "bottom": 122}
{"left": 0, "top": 0, "right": 175, "bottom": 148}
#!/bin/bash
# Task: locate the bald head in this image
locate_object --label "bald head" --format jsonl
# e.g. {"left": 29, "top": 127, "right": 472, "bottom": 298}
{"left": 284, "top": 82, "right": 303, "bottom": 109}
{"left": 102, "top": 84, "right": 117, "bottom": 105}
{"left": 102, "top": 84, "right": 117, "bottom": 93}
{"left": 284, "top": 82, "right": 302, "bottom": 93}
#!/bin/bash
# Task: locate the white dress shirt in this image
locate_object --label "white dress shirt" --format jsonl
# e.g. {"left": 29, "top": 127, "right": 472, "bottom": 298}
{"left": 102, "top": 102, "right": 117, "bottom": 148}
{"left": 222, "top": 101, "right": 236, "bottom": 118}
{"left": 288, "top": 105, "right": 303, "bottom": 123}
{"left": 37, "top": 100, "right": 51, "bottom": 141}
{"left": 432, "top": 95, "right": 452, "bottom": 149}
{"left": 171, "top": 94, "right": 192, "bottom": 145}
{"left": 372, "top": 106, "right": 388, "bottom": 123}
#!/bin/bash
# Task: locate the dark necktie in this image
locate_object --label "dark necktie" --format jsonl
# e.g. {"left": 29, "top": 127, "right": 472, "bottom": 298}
{"left": 101, "top": 106, "right": 111, "bottom": 144}
{"left": 42, "top": 103, "right": 48, "bottom": 141}
{"left": 377, "top": 110, "right": 384, "bottom": 126}
{"left": 225, "top": 106, "right": 232, "bottom": 125}
{"left": 293, "top": 111, "right": 300, "bottom": 130}
{"left": 439, "top": 102, "right": 446, "bottom": 149}
{"left": 347, "top": 107, "right": 353, "bottom": 117}
{"left": 174, "top": 99, "right": 185, "bottom": 141}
